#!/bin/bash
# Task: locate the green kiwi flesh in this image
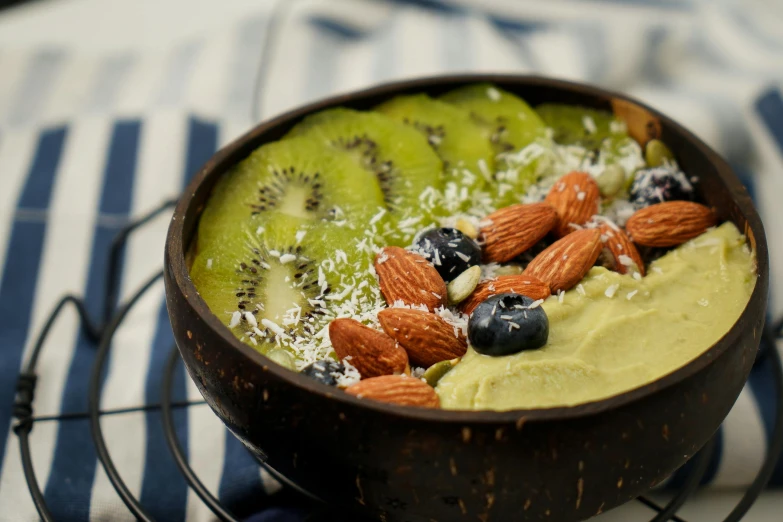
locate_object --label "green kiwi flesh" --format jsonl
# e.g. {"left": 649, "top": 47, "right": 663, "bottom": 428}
{"left": 196, "top": 137, "right": 385, "bottom": 251}
{"left": 285, "top": 108, "right": 443, "bottom": 220}
{"left": 440, "top": 83, "right": 547, "bottom": 154}
{"left": 536, "top": 103, "right": 627, "bottom": 149}
{"left": 190, "top": 214, "right": 380, "bottom": 356}
{"left": 374, "top": 94, "right": 493, "bottom": 193}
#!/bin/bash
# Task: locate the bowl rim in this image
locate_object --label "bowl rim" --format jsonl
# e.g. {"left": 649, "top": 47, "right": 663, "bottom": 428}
{"left": 166, "top": 73, "right": 769, "bottom": 424}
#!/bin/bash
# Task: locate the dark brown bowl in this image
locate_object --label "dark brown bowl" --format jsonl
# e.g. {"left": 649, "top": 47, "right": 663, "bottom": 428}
{"left": 164, "top": 75, "right": 768, "bottom": 521}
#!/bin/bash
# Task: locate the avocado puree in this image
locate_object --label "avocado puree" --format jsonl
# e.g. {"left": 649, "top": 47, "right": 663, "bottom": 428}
{"left": 436, "top": 222, "right": 756, "bottom": 410}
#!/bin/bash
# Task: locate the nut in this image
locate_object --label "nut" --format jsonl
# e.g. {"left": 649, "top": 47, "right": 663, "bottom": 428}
{"left": 377, "top": 308, "right": 467, "bottom": 368}
{"left": 459, "top": 275, "right": 551, "bottom": 315}
{"left": 329, "top": 319, "right": 409, "bottom": 378}
{"left": 523, "top": 228, "right": 603, "bottom": 293}
{"left": 345, "top": 375, "right": 441, "bottom": 408}
{"left": 545, "top": 171, "right": 601, "bottom": 237}
{"left": 598, "top": 222, "right": 645, "bottom": 276}
{"left": 374, "top": 246, "right": 447, "bottom": 311}
{"left": 480, "top": 203, "right": 558, "bottom": 263}
{"left": 625, "top": 201, "right": 717, "bottom": 247}
{"left": 447, "top": 266, "right": 481, "bottom": 305}
{"left": 455, "top": 218, "right": 479, "bottom": 239}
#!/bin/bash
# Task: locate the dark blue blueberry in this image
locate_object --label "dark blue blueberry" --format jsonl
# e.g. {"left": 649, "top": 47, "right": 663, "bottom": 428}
{"left": 468, "top": 293, "right": 548, "bottom": 356}
{"left": 301, "top": 360, "right": 345, "bottom": 386}
{"left": 629, "top": 166, "right": 694, "bottom": 206}
{"left": 413, "top": 227, "right": 481, "bottom": 282}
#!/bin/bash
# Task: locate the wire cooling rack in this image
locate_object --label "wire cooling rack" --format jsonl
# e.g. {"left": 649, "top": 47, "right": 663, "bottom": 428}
{"left": 10, "top": 195, "right": 783, "bottom": 522}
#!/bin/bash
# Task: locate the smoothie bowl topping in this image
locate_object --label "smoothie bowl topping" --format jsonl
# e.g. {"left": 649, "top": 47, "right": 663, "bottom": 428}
{"left": 188, "top": 83, "right": 756, "bottom": 411}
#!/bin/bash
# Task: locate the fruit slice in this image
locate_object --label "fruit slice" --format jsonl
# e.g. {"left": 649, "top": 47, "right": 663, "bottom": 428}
{"left": 285, "top": 108, "right": 443, "bottom": 225}
{"left": 374, "top": 94, "right": 493, "bottom": 193}
{"left": 440, "top": 83, "right": 547, "bottom": 154}
{"left": 440, "top": 84, "right": 552, "bottom": 206}
{"left": 536, "top": 104, "right": 626, "bottom": 149}
{"left": 196, "top": 137, "right": 385, "bottom": 251}
{"left": 190, "top": 215, "right": 378, "bottom": 355}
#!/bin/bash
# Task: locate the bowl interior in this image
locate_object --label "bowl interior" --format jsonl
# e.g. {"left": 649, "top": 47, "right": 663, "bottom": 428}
{"left": 169, "top": 74, "right": 768, "bottom": 423}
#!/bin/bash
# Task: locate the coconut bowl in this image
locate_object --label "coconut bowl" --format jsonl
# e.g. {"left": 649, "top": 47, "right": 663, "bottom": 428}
{"left": 164, "top": 75, "right": 768, "bottom": 521}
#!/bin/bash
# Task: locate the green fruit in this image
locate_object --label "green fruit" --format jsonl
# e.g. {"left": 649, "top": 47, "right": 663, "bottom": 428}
{"left": 190, "top": 215, "right": 379, "bottom": 354}
{"left": 267, "top": 348, "right": 297, "bottom": 371}
{"left": 536, "top": 103, "right": 626, "bottom": 149}
{"left": 441, "top": 83, "right": 547, "bottom": 153}
{"left": 441, "top": 84, "right": 552, "bottom": 206}
{"left": 375, "top": 94, "right": 493, "bottom": 193}
{"left": 285, "top": 108, "right": 444, "bottom": 237}
{"left": 196, "top": 137, "right": 385, "bottom": 251}
{"left": 644, "top": 139, "right": 674, "bottom": 167}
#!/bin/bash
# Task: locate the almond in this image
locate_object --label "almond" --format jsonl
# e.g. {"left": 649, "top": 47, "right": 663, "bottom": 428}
{"left": 545, "top": 171, "right": 601, "bottom": 237}
{"left": 377, "top": 308, "right": 467, "bottom": 368}
{"left": 345, "top": 375, "right": 440, "bottom": 408}
{"left": 523, "top": 228, "right": 603, "bottom": 293}
{"left": 374, "top": 247, "right": 447, "bottom": 311}
{"left": 459, "top": 275, "right": 551, "bottom": 315}
{"left": 329, "top": 319, "right": 409, "bottom": 378}
{"left": 598, "top": 222, "right": 645, "bottom": 276}
{"left": 480, "top": 203, "right": 558, "bottom": 263}
{"left": 625, "top": 201, "right": 717, "bottom": 247}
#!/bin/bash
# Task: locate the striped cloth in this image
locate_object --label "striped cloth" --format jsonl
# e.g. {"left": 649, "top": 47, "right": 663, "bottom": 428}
{"left": 0, "top": 0, "right": 782, "bottom": 520}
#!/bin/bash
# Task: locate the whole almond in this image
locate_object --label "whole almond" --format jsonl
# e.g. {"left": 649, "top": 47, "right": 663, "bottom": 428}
{"left": 480, "top": 203, "right": 558, "bottom": 263}
{"left": 598, "top": 222, "right": 645, "bottom": 276}
{"left": 374, "top": 247, "right": 447, "bottom": 311}
{"left": 345, "top": 375, "right": 440, "bottom": 408}
{"left": 459, "top": 275, "right": 551, "bottom": 315}
{"left": 378, "top": 308, "right": 467, "bottom": 368}
{"left": 329, "top": 319, "right": 409, "bottom": 378}
{"left": 625, "top": 201, "right": 717, "bottom": 247}
{"left": 545, "top": 171, "right": 601, "bottom": 237}
{"left": 524, "top": 228, "right": 603, "bottom": 293}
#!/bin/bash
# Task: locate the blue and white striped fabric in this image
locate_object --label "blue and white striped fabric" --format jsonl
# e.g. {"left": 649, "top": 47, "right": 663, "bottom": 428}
{"left": 0, "top": 0, "right": 782, "bottom": 520}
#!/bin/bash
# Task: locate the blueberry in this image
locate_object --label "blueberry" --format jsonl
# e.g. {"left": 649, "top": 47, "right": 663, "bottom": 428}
{"left": 468, "top": 293, "right": 548, "bottom": 356}
{"left": 629, "top": 166, "right": 694, "bottom": 206}
{"left": 413, "top": 228, "right": 481, "bottom": 282}
{"left": 301, "top": 360, "right": 345, "bottom": 386}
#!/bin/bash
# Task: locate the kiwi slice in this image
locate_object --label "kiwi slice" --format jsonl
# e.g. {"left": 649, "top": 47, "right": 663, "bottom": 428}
{"left": 440, "top": 84, "right": 552, "bottom": 207}
{"left": 196, "top": 137, "right": 385, "bottom": 251}
{"left": 285, "top": 108, "right": 444, "bottom": 235}
{"left": 374, "top": 94, "right": 493, "bottom": 193}
{"left": 191, "top": 214, "right": 379, "bottom": 355}
{"left": 440, "top": 83, "right": 547, "bottom": 154}
{"left": 536, "top": 104, "right": 627, "bottom": 149}
{"left": 537, "top": 103, "right": 644, "bottom": 179}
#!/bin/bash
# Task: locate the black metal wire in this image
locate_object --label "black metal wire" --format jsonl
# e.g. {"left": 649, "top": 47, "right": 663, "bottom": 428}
{"left": 637, "top": 437, "right": 716, "bottom": 522}
{"left": 88, "top": 270, "right": 164, "bottom": 522}
{"left": 722, "top": 321, "right": 783, "bottom": 522}
{"left": 11, "top": 199, "right": 177, "bottom": 521}
{"left": 14, "top": 294, "right": 98, "bottom": 522}
{"left": 160, "top": 346, "right": 242, "bottom": 522}
{"left": 103, "top": 198, "right": 178, "bottom": 325}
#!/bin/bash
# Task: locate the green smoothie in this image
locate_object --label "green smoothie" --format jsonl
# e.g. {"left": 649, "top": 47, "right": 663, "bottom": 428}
{"left": 436, "top": 222, "right": 756, "bottom": 410}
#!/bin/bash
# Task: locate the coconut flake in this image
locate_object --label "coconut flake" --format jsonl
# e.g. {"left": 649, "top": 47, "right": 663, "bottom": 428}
{"left": 244, "top": 312, "right": 258, "bottom": 328}
{"left": 229, "top": 311, "right": 241, "bottom": 328}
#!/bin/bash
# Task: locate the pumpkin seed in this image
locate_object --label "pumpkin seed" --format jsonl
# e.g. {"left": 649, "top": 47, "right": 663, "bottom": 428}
{"left": 423, "top": 358, "right": 460, "bottom": 387}
{"left": 447, "top": 265, "right": 481, "bottom": 304}
{"left": 644, "top": 139, "right": 674, "bottom": 167}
